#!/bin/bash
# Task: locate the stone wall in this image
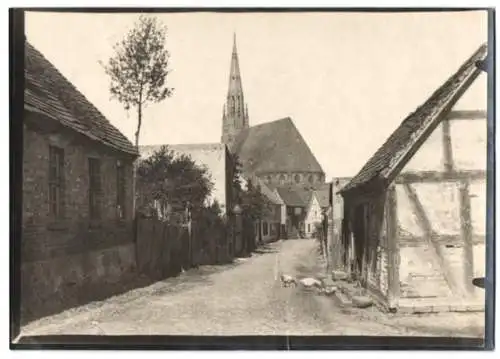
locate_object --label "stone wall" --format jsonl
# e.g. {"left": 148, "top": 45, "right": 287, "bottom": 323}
{"left": 21, "top": 243, "right": 137, "bottom": 323}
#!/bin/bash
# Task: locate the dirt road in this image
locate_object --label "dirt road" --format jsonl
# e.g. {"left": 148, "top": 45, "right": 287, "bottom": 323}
{"left": 20, "top": 239, "right": 484, "bottom": 337}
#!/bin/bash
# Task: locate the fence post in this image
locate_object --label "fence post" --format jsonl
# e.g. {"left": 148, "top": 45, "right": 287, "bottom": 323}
{"left": 233, "top": 205, "right": 243, "bottom": 257}
{"left": 326, "top": 206, "right": 334, "bottom": 273}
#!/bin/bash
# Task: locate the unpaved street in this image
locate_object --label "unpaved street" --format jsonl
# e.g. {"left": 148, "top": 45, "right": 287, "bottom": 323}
{"left": 20, "top": 239, "right": 484, "bottom": 337}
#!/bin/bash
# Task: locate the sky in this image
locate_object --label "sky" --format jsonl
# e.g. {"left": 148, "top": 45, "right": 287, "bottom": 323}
{"left": 25, "top": 10, "right": 488, "bottom": 178}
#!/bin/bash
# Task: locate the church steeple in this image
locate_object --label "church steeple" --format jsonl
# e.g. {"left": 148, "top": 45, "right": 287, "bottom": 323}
{"left": 221, "top": 33, "right": 249, "bottom": 146}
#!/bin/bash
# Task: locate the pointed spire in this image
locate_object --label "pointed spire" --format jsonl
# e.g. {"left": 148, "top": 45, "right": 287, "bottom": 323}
{"left": 221, "top": 33, "right": 249, "bottom": 145}
{"left": 228, "top": 33, "right": 243, "bottom": 97}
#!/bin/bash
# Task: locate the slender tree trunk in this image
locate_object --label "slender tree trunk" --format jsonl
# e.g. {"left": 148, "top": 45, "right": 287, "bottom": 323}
{"left": 132, "top": 103, "right": 143, "bottom": 219}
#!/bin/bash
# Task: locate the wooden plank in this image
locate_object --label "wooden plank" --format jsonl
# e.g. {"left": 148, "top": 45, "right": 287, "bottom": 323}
{"left": 441, "top": 119, "right": 454, "bottom": 172}
{"left": 395, "top": 170, "right": 486, "bottom": 184}
{"left": 362, "top": 204, "right": 369, "bottom": 284}
{"left": 459, "top": 181, "right": 475, "bottom": 295}
{"left": 399, "top": 233, "right": 486, "bottom": 247}
{"left": 402, "top": 183, "right": 462, "bottom": 296}
{"left": 447, "top": 110, "right": 487, "bottom": 120}
{"left": 386, "top": 185, "right": 400, "bottom": 308}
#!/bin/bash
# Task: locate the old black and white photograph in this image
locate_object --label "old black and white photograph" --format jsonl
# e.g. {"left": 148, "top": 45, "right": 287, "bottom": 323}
{"left": 10, "top": 7, "right": 494, "bottom": 349}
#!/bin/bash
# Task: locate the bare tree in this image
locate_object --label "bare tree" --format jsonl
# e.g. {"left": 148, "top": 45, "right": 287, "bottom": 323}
{"left": 101, "top": 14, "right": 174, "bottom": 147}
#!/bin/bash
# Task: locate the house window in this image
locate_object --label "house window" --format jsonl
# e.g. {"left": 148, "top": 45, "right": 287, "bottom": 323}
{"left": 279, "top": 174, "right": 286, "bottom": 185}
{"left": 88, "top": 158, "right": 102, "bottom": 220}
{"left": 308, "top": 223, "right": 311, "bottom": 233}
{"left": 263, "top": 222, "right": 269, "bottom": 236}
{"left": 294, "top": 174, "right": 301, "bottom": 183}
{"left": 267, "top": 175, "right": 272, "bottom": 184}
{"left": 308, "top": 175, "right": 314, "bottom": 184}
{"left": 49, "top": 146, "right": 64, "bottom": 218}
{"left": 116, "top": 161, "right": 126, "bottom": 219}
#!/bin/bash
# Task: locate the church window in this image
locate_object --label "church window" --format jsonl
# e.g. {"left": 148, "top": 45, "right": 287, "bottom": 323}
{"left": 279, "top": 174, "right": 286, "bottom": 185}
{"left": 294, "top": 174, "right": 301, "bottom": 183}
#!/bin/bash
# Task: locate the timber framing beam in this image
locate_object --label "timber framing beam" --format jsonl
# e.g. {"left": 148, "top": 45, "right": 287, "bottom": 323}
{"left": 399, "top": 233, "right": 486, "bottom": 247}
{"left": 447, "top": 110, "right": 487, "bottom": 120}
{"left": 386, "top": 185, "right": 400, "bottom": 309}
{"left": 459, "top": 181, "right": 475, "bottom": 295}
{"left": 402, "top": 183, "right": 461, "bottom": 296}
{"left": 396, "top": 170, "right": 486, "bottom": 184}
{"left": 441, "top": 119, "right": 455, "bottom": 172}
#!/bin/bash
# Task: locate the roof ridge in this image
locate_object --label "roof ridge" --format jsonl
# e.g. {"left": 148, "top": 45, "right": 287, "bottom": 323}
{"left": 248, "top": 116, "right": 292, "bottom": 130}
{"left": 341, "top": 43, "right": 487, "bottom": 193}
{"left": 25, "top": 41, "right": 137, "bottom": 155}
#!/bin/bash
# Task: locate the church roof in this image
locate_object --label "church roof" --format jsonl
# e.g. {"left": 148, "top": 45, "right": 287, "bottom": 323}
{"left": 24, "top": 41, "right": 138, "bottom": 156}
{"left": 340, "top": 43, "right": 487, "bottom": 194}
{"left": 140, "top": 143, "right": 226, "bottom": 159}
{"left": 231, "top": 117, "right": 324, "bottom": 175}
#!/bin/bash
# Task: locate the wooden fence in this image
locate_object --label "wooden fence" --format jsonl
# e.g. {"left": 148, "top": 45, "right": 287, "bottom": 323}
{"left": 135, "top": 215, "right": 233, "bottom": 279}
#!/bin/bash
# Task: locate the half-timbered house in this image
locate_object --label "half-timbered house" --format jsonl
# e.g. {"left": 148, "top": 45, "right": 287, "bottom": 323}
{"left": 338, "top": 44, "right": 488, "bottom": 313}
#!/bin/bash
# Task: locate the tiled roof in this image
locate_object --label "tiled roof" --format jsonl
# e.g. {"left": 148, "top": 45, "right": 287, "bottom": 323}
{"left": 314, "top": 183, "right": 331, "bottom": 208}
{"left": 231, "top": 117, "right": 324, "bottom": 175}
{"left": 341, "top": 44, "right": 488, "bottom": 193}
{"left": 243, "top": 172, "right": 283, "bottom": 205}
{"left": 275, "top": 187, "right": 312, "bottom": 207}
{"left": 24, "top": 41, "right": 138, "bottom": 156}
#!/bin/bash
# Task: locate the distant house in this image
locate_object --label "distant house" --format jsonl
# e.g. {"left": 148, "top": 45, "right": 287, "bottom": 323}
{"left": 274, "top": 187, "right": 313, "bottom": 238}
{"left": 139, "top": 143, "right": 233, "bottom": 215}
{"left": 303, "top": 185, "right": 330, "bottom": 238}
{"left": 338, "top": 44, "right": 488, "bottom": 313}
{"left": 23, "top": 41, "right": 138, "bottom": 262}
{"left": 240, "top": 173, "right": 283, "bottom": 243}
{"left": 304, "top": 192, "right": 322, "bottom": 237}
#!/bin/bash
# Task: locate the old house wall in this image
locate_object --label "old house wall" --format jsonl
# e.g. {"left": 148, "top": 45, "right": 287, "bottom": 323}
{"left": 22, "top": 114, "right": 137, "bottom": 322}
{"left": 395, "top": 78, "right": 487, "bottom": 302}
{"left": 304, "top": 195, "right": 322, "bottom": 237}
{"left": 259, "top": 204, "right": 281, "bottom": 243}
{"left": 360, "top": 192, "right": 392, "bottom": 306}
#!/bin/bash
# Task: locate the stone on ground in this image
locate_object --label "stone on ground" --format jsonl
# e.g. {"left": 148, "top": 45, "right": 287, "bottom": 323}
{"left": 299, "top": 277, "right": 322, "bottom": 288}
{"left": 331, "top": 270, "right": 349, "bottom": 281}
{"left": 323, "top": 286, "right": 338, "bottom": 296}
{"left": 321, "top": 276, "right": 335, "bottom": 287}
{"left": 352, "top": 295, "right": 374, "bottom": 309}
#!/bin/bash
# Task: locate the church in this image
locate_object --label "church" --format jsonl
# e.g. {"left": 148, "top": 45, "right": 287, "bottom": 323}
{"left": 221, "top": 35, "right": 329, "bottom": 239}
{"left": 139, "top": 34, "right": 329, "bottom": 239}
